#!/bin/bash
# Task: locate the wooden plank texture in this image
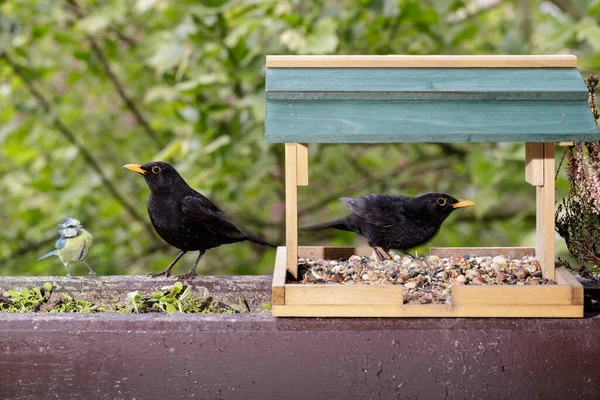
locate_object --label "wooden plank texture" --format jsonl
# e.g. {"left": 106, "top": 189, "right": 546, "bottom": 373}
{"left": 285, "top": 144, "right": 299, "bottom": 278}
{"left": 266, "top": 55, "right": 578, "bottom": 68}
{"left": 285, "top": 285, "right": 403, "bottom": 306}
{"left": 296, "top": 143, "right": 308, "bottom": 186}
{"left": 272, "top": 304, "right": 583, "bottom": 318}
{"left": 451, "top": 285, "right": 573, "bottom": 306}
{"left": 272, "top": 247, "right": 287, "bottom": 305}
{"left": 265, "top": 100, "right": 599, "bottom": 143}
{"left": 266, "top": 68, "right": 588, "bottom": 101}
{"left": 555, "top": 267, "right": 584, "bottom": 305}
{"left": 429, "top": 247, "right": 535, "bottom": 258}
{"left": 525, "top": 142, "right": 545, "bottom": 186}
{"left": 536, "top": 142, "right": 556, "bottom": 280}
{"left": 298, "top": 246, "right": 375, "bottom": 259}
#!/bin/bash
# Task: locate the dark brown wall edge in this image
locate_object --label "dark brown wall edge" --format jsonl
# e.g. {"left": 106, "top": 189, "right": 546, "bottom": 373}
{"left": 1, "top": 276, "right": 600, "bottom": 399}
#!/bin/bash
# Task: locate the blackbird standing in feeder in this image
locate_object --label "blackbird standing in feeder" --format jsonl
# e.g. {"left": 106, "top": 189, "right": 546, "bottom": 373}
{"left": 124, "top": 161, "right": 275, "bottom": 279}
{"left": 301, "top": 193, "right": 474, "bottom": 260}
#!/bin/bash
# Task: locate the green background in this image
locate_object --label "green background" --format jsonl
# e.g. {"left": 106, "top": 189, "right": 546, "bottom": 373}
{"left": 1, "top": 0, "right": 599, "bottom": 276}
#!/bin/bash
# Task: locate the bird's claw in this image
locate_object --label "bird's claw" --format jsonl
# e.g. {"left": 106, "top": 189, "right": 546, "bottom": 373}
{"left": 65, "top": 273, "right": 73, "bottom": 278}
{"left": 149, "top": 270, "right": 172, "bottom": 278}
{"left": 175, "top": 272, "right": 197, "bottom": 281}
{"left": 89, "top": 271, "right": 97, "bottom": 277}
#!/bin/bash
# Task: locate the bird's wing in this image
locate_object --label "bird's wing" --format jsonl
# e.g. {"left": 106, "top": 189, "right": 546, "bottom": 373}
{"left": 181, "top": 196, "right": 246, "bottom": 238}
{"left": 55, "top": 236, "right": 66, "bottom": 250}
{"left": 340, "top": 194, "right": 406, "bottom": 227}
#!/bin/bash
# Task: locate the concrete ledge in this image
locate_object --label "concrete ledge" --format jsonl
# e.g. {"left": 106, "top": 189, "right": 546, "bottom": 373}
{"left": 0, "top": 275, "right": 272, "bottom": 312}
{"left": 1, "top": 276, "right": 600, "bottom": 399}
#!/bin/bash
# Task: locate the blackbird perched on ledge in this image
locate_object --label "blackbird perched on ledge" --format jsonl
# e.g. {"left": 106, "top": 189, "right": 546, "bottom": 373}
{"left": 124, "top": 161, "right": 275, "bottom": 279}
{"left": 301, "top": 193, "right": 474, "bottom": 260}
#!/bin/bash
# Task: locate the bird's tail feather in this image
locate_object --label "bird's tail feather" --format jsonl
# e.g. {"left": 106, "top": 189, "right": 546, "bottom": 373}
{"left": 300, "top": 218, "right": 351, "bottom": 232}
{"left": 37, "top": 250, "right": 58, "bottom": 261}
{"left": 246, "top": 235, "right": 277, "bottom": 248}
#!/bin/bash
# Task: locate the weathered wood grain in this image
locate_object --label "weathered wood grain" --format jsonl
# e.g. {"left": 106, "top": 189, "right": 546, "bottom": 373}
{"left": 265, "top": 100, "right": 599, "bottom": 143}
{"left": 266, "top": 68, "right": 588, "bottom": 100}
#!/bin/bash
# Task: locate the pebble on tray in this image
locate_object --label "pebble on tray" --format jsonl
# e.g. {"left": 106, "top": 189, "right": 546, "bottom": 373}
{"left": 297, "top": 254, "right": 555, "bottom": 305}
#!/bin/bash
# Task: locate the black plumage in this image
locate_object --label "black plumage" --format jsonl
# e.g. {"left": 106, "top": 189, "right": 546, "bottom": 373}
{"left": 301, "top": 192, "right": 474, "bottom": 259}
{"left": 124, "top": 161, "right": 274, "bottom": 279}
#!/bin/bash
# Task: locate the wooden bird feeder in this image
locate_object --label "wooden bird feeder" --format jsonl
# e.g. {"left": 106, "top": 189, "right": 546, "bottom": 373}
{"left": 265, "top": 55, "right": 599, "bottom": 318}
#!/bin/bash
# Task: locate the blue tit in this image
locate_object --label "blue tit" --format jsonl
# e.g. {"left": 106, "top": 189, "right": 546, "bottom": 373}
{"left": 37, "top": 217, "right": 96, "bottom": 278}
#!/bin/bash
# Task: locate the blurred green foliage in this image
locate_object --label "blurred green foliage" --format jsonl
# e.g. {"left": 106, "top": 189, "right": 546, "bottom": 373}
{"left": 0, "top": 0, "right": 599, "bottom": 276}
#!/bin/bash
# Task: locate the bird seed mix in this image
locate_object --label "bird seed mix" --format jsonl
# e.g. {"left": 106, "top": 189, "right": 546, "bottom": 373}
{"left": 297, "top": 254, "right": 555, "bottom": 304}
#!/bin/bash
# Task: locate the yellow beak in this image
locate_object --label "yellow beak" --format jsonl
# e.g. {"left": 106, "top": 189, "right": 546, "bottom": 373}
{"left": 452, "top": 199, "right": 475, "bottom": 209}
{"left": 123, "top": 164, "right": 147, "bottom": 175}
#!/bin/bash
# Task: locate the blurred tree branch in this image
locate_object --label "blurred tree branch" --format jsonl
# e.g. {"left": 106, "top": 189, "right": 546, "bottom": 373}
{"left": 0, "top": 52, "right": 156, "bottom": 240}
{"left": 548, "top": 0, "right": 585, "bottom": 20}
{"left": 65, "top": 0, "right": 162, "bottom": 148}
{"left": 63, "top": 0, "right": 138, "bottom": 47}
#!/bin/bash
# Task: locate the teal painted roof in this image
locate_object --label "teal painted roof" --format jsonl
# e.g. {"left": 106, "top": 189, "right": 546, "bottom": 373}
{"left": 265, "top": 61, "right": 599, "bottom": 143}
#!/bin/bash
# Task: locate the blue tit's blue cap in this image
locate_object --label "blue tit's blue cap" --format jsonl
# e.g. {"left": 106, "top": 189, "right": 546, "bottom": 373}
{"left": 58, "top": 217, "right": 82, "bottom": 229}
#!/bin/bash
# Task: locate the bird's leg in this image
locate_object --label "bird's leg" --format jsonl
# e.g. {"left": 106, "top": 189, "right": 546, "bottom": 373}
{"left": 370, "top": 246, "right": 386, "bottom": 261}
{"left": 401, "top": 250, "right": 417, "bottom": 259}
{"left": 381, "top": 248, "right": 393, "bottom": 259}
{"left": 150, "top": 251, "right": 187, "bottom": 278}
{"left": 64, "top": 263, "right": 73, "bottom": 278}
{"left": 83, "top": 261, "right": 97, "bottom": 277}
{"left": 176, "top": 250, "right": 205, "bottom": 280}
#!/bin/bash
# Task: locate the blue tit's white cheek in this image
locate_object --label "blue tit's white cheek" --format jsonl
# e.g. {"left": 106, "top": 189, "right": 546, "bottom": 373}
{"left": 60, "top": 227, "right": 79, "bottom": 237}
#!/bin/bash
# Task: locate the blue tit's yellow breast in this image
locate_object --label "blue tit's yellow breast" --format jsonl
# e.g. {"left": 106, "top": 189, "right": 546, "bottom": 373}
{"left": 57, "top": 230, "right": 93, "bottom": 264}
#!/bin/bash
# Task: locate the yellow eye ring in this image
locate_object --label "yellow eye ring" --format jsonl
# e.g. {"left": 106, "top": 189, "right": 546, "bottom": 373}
{"left": 437, "top": 197, "right": 447, "bottom": 206}
{"left": 151, "top": 166, "right": 161, "bottom": 174}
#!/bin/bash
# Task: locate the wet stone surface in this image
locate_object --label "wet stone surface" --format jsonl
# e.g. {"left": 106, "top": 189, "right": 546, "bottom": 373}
{"left": 298, "top": 254, "right": 555, "bottom": 304}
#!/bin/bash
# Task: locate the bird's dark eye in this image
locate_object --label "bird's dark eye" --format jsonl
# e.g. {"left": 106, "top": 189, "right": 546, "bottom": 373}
{"left": 437, "top": 197, "right": 447, "bottom": 206}
{"left": 151, "top": 166, "right": 161, "bottom": 174}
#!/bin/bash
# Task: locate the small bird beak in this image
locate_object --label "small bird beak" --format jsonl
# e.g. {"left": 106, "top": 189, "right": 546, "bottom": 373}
{"left": 123, "top": 164, "right": 147, "bottom": 175}
{"left": 452, "top": 199, "right": 475, "bottom": 209}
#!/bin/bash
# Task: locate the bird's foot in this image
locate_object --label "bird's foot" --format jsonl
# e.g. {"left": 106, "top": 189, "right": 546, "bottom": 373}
{"left": 149, "top": 270, "right": 172, "bottom": 278}
{"left": 65, "top": 273, "right": 73, "bottom": 278}
{"left": 175, "top": 272, "right": 197, "bottom": 281}
{"left": 371, "top": 247, "right": 391, "bottom": 262}
{"left": 88, "top": 270, "right": 97, "bottom": 277}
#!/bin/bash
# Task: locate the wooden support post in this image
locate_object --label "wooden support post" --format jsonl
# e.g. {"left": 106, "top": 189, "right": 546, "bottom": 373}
{"left": 525, "top": 142, "right": 544, "bottom": 186}
{"left": 272, "top": 247, "right": 287, "bottom": 305}
{"left": 536, "top": 142, "right": 556, "bottom": 281}
{"left": 297, "top": 143, "right": 309, "bottom": 186}
{"left": 285, "top": 143, "right": 299, "bottom": 278}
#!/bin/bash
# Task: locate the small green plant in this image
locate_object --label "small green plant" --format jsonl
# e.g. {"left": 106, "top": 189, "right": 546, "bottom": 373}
{"left": 121, "top": 282, "right": 239, "bottom": 314}
{"left": 50, "top": 294, "right": 99, "bottom": 313}
{"left": 1, "top": 282, "right": 245, "bottom": 314}
{"left": 0, "top": 282, "right": 52, "bottom": 312}
{"left": 0, "top": 282, "right": 101, "bottom": 313}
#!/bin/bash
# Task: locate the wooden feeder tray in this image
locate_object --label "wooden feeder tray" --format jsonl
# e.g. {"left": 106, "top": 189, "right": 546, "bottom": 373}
{"left": 272, "top": 246, "right": 583, "bottom": 317}
{"left": 264, "top": 55, "right": 599, "bottom": 318}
